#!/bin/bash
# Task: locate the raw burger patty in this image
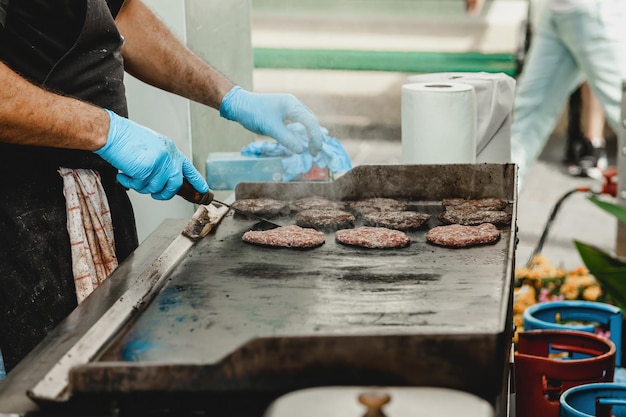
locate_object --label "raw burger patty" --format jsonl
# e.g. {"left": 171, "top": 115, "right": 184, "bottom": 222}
{"left": 442, "top": 198, "right": 508, "bottom": 211}
{"left": 346, "top": 198, "right": 408, "bottom": 215}
{"left": 363, "top": 211, "right": 431, "bottom": 231}
{"left": 426, "top": 223, "right": 501, "bottom": 247}
{"left": 294, "top": 209, "right": 355, "bottom": 230}
{"left": 439, "top": 208, "right": 512, "bottom": 226}
{"left": 230, "top": 198, "right": 289, "bottom": 218}
{"left": 335, "top": 226, "right": 411, "bottom": 249}
{"left": 242, "top": 225, "right": 325, "bottom": 248}
{"left": 289, "top": 196, "right": 345, "bottom": 212}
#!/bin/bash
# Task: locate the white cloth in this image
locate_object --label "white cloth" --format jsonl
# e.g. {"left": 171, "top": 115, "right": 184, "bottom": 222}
{"left": 59, "top": 168, "right": 118, "bottom": 304}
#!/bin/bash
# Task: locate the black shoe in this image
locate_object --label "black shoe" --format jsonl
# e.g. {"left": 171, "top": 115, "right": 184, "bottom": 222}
{"left": 563, "top": 134, "right": 585, "bottom": 165}
{"left": 567, "top": 139, "right": 608, "bottom": 178}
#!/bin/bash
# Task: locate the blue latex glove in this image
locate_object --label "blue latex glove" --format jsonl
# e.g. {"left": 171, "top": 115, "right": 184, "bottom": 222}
{"left": 241, "top": 123, "right": 352, "bottom": 181}
{"left": 219, "top": 86, "right": 324, "bottom": 157}
{"left": 95, "top": 109, "right": 209, "bottom": 200}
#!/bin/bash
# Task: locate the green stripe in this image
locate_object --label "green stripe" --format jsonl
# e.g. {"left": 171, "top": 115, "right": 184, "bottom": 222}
{"left": 254, "top": 48, "right": 518, "bottom": 76}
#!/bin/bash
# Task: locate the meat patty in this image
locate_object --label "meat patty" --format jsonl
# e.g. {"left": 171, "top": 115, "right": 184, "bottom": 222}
{"left": 230, "top": 198, "right": 290, "bottom": 218}
{"left": 442, "top": 198, "right": 508, "bottom": 211}
{"left": 439, "top": 208, "right": 512, "bottom": 226}
{"left": 335, "top": 226, "right": 411, "bottom": 249}
{"left": 294, "top": 209, "right": 355, "bottom": 230}
{"left": 426, "top": 223, "right": 501, "bottom": 248}
{"left": 346, "top": 198, "right": 408, "bottom": 216}
{"left": 289, "top": 196, "right": 345, "bottom": 212}
{"left": 362, "top": 211, "right": 431, "bottom": 231}
{"left": 439, "top": 197, "right": 511, "bottom": 226}
{"left": 242, "top": 225, "right": 325, "bottom": 249}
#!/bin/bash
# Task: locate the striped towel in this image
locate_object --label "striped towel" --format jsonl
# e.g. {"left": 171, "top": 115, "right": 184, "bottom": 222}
{"left": 59, "top": 168, "right": 118, "bottom": 304}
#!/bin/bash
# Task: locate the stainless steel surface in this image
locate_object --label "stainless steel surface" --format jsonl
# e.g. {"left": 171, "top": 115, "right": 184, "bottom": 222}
{"left": 28, "top": 206, "right": 227, "bottom": 401}
{"left": 27, "top": 204, "right": 229, "bottom": 403}
{"left": 28, "top": 232, "right": 193, "bottom": 403}
{"left": 236, "top": 164, "right": 516, "bottom": 202}
{"left": 0, "top": 220, "right": 185, "bottom": 415}
{"left": 63, "top": 164, "right": 517, "bottom": 416}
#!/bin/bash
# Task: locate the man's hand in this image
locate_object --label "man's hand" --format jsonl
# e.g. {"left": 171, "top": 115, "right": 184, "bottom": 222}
{"left": 219, "top": 86, "right": 324, "bottom": 157}
{"left": 466, "top": 0, "right": 485, "bottom": 15}
{"left": 95, "top": 109, "right": 209, "bottom": 200}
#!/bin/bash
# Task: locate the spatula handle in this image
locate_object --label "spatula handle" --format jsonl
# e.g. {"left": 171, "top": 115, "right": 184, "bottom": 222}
{"left": 177, "top": 178, "right": 215, "bottom": 205}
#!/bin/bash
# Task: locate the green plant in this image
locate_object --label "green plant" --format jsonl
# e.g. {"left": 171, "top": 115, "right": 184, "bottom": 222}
{"left": 575, "top": 195, "right": 626, "bottom": 310}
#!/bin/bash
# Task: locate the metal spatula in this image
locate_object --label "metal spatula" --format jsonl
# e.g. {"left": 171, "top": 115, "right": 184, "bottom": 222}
{"left": 177, "top": 179, "right": 282, "bottom": 229}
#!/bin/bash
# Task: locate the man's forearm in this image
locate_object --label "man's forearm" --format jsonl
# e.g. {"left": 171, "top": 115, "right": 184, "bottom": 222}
{"left": 116, "top": 0, "right": 235, "bottom": 110}
{"left": 0, "top": 62, "right": 109, "bottom": 151}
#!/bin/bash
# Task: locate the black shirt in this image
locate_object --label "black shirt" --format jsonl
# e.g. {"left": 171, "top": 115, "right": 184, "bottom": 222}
{"left": 0, "top": 0, "right": 7, "bottom": 28}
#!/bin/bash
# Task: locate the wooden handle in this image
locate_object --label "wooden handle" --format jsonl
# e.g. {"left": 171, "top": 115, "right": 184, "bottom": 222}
{"left": 177, "top": 178, "right": 214, "bottom": 205}
{"left": 358, "top": 391, "right": 391, "bottom": 417}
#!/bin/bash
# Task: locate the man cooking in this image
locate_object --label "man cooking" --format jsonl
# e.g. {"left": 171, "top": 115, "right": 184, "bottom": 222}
{"left": 0, "top": 0, "right": 324, "bottom": 373}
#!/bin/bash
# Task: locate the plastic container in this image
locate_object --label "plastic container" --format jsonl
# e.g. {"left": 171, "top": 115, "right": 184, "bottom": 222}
{"left": 523, "top": 300, "right": 623, "bottom": 367}
{"left": 514, "top": 330, "right": 616, "bottom": 417}
{"left": 560, "top": 383, "right": 626, "bottom": 417}
{"left": 206, "top": 152, "right": 331, "bottom": 190}
{"left": 206, "top": 152, "right": 284, "bottom": 190}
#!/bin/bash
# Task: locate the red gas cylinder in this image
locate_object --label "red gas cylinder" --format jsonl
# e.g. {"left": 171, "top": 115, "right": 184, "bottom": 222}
{"left": 514, "top": 330, "right": 616, "bottom": 417}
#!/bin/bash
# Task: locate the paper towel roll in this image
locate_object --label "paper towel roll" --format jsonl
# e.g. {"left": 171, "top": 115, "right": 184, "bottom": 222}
{"left": 401, "top": 82, "right": 477, "bottom": 164}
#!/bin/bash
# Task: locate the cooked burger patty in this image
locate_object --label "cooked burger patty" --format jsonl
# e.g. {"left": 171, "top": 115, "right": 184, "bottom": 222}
{"left": 442, "top": 198, "right": 508, "bottom": 211}
{"left": 294, "top": 209, "right": 355, "bottom": 230}
{"left": 362, "top": 211, "right": 431, "bottom": 231}
{"left": 346, "top": 198, "right": 408, "bottom": 216}
{"left": 335, "top": 226, "right": 411, "bottom": 249}
{"left": 426, "top": 223, "right": 501, "bottom": 247}
{"left": 230, "top": 198, "right": 289, "bottom": 218}
{"left": 289, "top": 196, "right": 345, "bottom": 212}
{"left": 242, "top": 225, "right": 325, "bottom": 248}
{"left": 439, "top": 208, "right": 512, "bottom": 226}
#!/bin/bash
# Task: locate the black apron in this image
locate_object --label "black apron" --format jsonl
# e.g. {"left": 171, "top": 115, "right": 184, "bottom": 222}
{"left": 0, "top": 0, "right": 138, "bottom": 372}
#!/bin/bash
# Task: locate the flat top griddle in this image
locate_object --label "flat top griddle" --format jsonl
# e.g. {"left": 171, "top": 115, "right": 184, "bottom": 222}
{"left": 0, "top": 164, "right": 517, "bottom": 416}
{"left": 66, "top": 165, "right": 517, "bottom": 412}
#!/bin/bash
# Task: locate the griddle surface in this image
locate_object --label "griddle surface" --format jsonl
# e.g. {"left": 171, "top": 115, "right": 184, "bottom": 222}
{"left": 115, "top": 209, "right": 511, "bottom": 363}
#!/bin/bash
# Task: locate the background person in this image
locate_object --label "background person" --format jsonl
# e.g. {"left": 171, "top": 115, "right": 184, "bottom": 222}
{"left": 510, "top": 0, "right": 626, "bottom": 188}
{"left": 564, "top": 81, "right": 609, "bottom": 178}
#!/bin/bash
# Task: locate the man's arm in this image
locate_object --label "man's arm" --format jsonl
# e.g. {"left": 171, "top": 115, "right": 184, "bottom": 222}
{"left": 115, "top": 0, "right": 325, "bottom": 156}
{"left": 0, "top": 61, "right": 108, "bottom": 150}
{"left": 115, "top": 0, "right": 233, "bottom": 110}
{"left": 0, "top": 60, "right": 208, "bottom": 200}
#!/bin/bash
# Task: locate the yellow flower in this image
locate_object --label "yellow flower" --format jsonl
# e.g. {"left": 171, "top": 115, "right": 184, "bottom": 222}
{"left": 565, "top": 274, "right": 597, "bottom": 288}
{"left": 582, "top": 285, "right": 602, "bottom": 301}
{"left": 559, "top": 281, "right": 580, "bottom": 300}
{"left": 514, "top": 285, "right": 537, "bottom": 314}
{"left": 515, "top": 254, "right": 566, "bottom": 282}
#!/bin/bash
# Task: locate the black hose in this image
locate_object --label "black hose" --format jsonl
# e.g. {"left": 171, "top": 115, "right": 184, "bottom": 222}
{"left": 525, "top": 188, "right": 588, "bottom": 268}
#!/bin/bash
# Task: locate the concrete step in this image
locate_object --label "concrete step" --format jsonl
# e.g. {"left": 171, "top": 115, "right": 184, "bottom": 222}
{"left": 252, "top": 0, "right": 530, "bottom": 55}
